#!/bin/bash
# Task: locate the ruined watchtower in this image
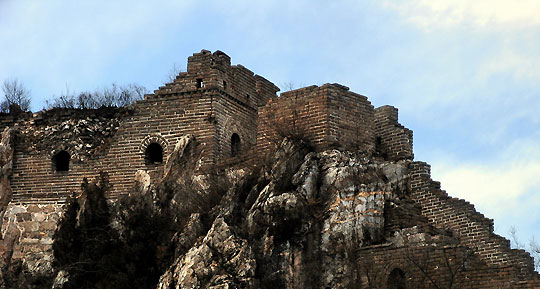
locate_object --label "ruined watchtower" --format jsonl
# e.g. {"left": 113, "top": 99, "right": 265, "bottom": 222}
{"left": 152, "top": 50, "right": 279, "bottom": 162}
{"left": 7, "top": 50, "right": 279, "bottom": 203}
{"left": 2, "top": 50, "right": 539, "bottom": 288}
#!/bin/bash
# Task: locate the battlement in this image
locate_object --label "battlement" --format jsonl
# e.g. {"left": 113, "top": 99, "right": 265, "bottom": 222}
{"left": 154, "top": 50, "right": 279, "bottom": 108}
{"left": 374, "top": 105, "right": 413, "bottom": 161}
{"left": 257, "top": 83, "right": 377, "bottom": 154}
{"left": 0, "top": 50, "right": 413, "bottom": 204}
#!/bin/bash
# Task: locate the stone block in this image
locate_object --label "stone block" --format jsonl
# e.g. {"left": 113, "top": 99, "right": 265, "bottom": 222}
{"left": 16, "top": 212, "right": 32, "bottom": 222}
{"left": 40, "top": 221, "right": 57, "bottom": 231}
{"left": 27, "top": 204, "right": 41, "bottom": 213}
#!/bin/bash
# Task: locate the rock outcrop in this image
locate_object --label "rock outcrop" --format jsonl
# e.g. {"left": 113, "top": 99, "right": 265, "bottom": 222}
{"left": 0, "top": 128, "right": 14, "bottom": 226}
{"left": 156, "top": 137, "right": 412, "bottom": 288}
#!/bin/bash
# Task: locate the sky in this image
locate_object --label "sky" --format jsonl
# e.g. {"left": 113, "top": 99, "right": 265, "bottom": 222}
{"left": 0, "top": 0, "right": 539, "bottom": 249}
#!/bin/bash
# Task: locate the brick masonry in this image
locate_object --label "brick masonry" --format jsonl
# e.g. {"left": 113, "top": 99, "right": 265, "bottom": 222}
{"left": 357, "top": 244, "right": 540, "bottom": 289}
{"left": 409, "top": 162, "right": 538, "bottom": 280}
{"left": 0, "top": 49, "right": 538, "bottom": 287}
{"left": 374, "top": 105, "right": 413, "bottom": 161}
{"left": 257, "top": 84, "right": 375, "bottom": 154}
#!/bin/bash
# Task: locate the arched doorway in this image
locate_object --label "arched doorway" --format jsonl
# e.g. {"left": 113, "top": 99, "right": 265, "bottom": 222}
{"left": 387, "top": 268, "right": 406, "bottom": 289}
{"left": 145, "top": 142, "right": 163, "bottom": 164}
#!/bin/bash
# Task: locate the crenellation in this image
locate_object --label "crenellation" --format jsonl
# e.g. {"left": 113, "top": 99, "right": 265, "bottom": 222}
{"left": 409, "top": 160, "right": 538, "bottom": 280}
{"left": 375, "top": 105, "right": 413, "bottom": 161}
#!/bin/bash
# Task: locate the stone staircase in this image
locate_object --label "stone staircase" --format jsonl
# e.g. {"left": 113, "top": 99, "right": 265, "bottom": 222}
{"left": 409, "top": 161, "right": 539, "bottom": 280}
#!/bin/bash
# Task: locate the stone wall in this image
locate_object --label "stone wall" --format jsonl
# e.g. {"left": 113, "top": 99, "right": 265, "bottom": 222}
{"left": 409, "top": 161, "right": 538, "bottom": 280}
{"left": 356, "top": 244, "right": 540, "bottom": 288}
{"left": 374, "top": 105, "right": 413, "bottom": 161}
{"left": 1, "top": 202, "right": 63, "bottom": 275}
{"left": 257, "top": 83, "right": 375, "bottom": 155}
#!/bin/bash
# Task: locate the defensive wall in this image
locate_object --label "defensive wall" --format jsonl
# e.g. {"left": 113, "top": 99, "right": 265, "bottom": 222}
{"left": 0, "top": 49, "right": 538, "bottom": 288}
{"left": 1, "top": 50, "right": 412, "bottom": 206}
{"left": 4, "top": 50, "right": 279, "bottom": 204}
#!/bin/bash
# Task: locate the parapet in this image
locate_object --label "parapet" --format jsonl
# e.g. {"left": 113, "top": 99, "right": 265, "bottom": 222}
{"left": 374, "top": 105, "right": 413, "bottom": 161}
{"left": 153, "top": 50, "right": 279, "bottom": 108}
{"left": 257, "top": 83, "right": 375, "bottom": 154}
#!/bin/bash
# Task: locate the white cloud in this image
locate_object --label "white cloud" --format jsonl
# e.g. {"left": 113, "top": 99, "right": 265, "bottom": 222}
{"left": 476, "top": 49, "right": 540, "bottom": 81}
{"left": 429, "top": 139, "right": 540, "bottom": 242}
{"left": 432, "top": 160, "right": 540, "bottom": 211}
{"left": 384, "top": 0, "right": 540, "bottom": 30}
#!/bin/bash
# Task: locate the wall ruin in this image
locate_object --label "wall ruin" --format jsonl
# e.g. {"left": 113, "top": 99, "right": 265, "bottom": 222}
{"left": 0, "top": 49, "right": 537, "bottom": 288}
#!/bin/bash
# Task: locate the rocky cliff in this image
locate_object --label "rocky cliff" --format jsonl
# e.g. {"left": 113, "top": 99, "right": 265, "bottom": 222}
{"left": 1, "top": 134, "right": 539, "bottom": 288}
{"left": 155, "top": 136, "right": 410, "bottom": 288}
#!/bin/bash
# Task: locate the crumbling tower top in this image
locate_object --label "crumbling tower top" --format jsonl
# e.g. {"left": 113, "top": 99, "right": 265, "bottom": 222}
{"left": 152, "top": 50, "right": 279, "bottom": 108}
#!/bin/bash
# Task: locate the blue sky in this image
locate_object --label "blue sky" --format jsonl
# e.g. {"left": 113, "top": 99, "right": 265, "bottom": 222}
{"left": 1, "top": 0, "right": 539, "bottom": 247}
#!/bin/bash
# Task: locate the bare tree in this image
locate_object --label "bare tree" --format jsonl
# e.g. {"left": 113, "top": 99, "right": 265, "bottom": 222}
{"left": 405, "top": 245, "right": 472, "bottom": 289}
{"left": 529, "top": 237, "right": 540, "bottom": 271}
{"left": 280, "top": 82, "right": 305, "bottom": 93}
{"left": 165, "top": 62, "right": 183, "bottom": 84}
{"left": 46, "top": 83, "right": 147, "bottom": 109}
{"left": 509, "top": 226, "right": 540, "bottom": 272}
{"left": 1, "top": 78, "right": 31, "bottom": 112}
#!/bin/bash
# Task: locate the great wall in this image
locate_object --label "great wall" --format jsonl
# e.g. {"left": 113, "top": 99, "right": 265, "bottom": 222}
{"left": 0, "top": 50, "right": 538, "bottom": 288}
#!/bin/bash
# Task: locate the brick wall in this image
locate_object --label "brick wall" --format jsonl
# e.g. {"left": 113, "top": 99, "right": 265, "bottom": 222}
{"left": 156, "top": 50, "right": 278, "bottom": 109}
{"left": 356, "top": 244, "right": 540, "bottom": 288}
{"left": 9, "top": 94, "right": 217, "bottom": 202}
{"left": 9, "top": 50, "right": 277, "bottom": 202}
{"left": 408, "top": 161, "right": 539, "bottom": 280}
{"left": 257, "top": 83, "right": 375, "bottom": 155}
{"left": 257, "top": 85, "right": 329, "bottom": 153}
{"left": 374, "top": 105, "right": 413, "bottom": 161}
{"left": 326, "top": 84, "right": 375, "bottom": 153}
{"left": 214, "top": 91, "right": 258, "bottom": 159}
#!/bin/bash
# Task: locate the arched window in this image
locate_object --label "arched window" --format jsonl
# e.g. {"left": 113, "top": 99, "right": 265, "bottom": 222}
{"left": 387, "top": 268, "right": 406, "bottom": 289}
{"left": 53, "top": 150, "right": 70, "bottom": 172}
{"left": 145, "top": 143, "right": 163, "bottom": 165}
{"left": 231, "top": 133, "right": 240, "bottom": 157}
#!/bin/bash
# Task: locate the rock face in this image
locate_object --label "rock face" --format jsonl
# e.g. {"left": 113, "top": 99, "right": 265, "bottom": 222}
{"left": 1, "top": 132, "right": 538, "bottom": 288}
{"left": 156, "top": 138, "right": 410, "bottom": 288}
{"left": 0, "top": 128, "right": 20, "bottom": 287}
{"left": 0, "top": 128, "right": 14, "bottom": 225}
{"left": 152, "top": 136, "right": 540, "bottom": 289}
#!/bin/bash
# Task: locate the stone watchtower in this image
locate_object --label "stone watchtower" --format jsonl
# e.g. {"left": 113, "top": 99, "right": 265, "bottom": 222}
{"left": 1, "top": 50, "right": 280, "bottom": 266}
{"left": 7, "top": 50, "right": 279, "bottom": 203}
{"left": 3, "top": 50, "right": 540, "bottom": 288}
{"left": 153, "top": 50, "right": 279, "bottom": 163}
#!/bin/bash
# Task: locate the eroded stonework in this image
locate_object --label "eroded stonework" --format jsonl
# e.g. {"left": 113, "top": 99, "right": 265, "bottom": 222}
{"left": 0, "top": 50, "right": 537, "bottom": 288}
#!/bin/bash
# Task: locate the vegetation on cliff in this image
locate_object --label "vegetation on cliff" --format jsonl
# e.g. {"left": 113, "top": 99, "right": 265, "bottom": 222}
{"left": 2, "top": 134, "right": 535, "bottom": 288}
{"left": 52, "top": 136, "right": 230, "bottom": 289}
{"left": 48, "top": 135, "right": 411, "bottom": 288}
